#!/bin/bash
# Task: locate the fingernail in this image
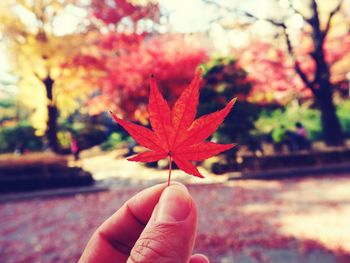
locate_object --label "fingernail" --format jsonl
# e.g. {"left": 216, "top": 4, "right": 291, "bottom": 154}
{"left": 155, "top": 184, "right": 191, "bottom": 223}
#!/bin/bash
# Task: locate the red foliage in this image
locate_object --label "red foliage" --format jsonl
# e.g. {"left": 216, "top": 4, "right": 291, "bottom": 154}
{"left": 90, "top": 0, "right": 159, "bottom": 25}
{"left": 69, "top": 0, "right": 208, "bottom": 119}
{"left": 87, "top": 34, "right": 208, "bottom": 119}
{"left": 239, "top": 42, "right": 312, "bottom": 104}
{"left": 240, "top": 33, "right": 350, "bottom": 104}
{"left": 110, "top": 70, "right": 235, "bottom": 181}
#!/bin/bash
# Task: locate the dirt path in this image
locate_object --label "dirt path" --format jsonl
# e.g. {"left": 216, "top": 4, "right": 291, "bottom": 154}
{"left": 1, "top": 171, "right": 350, "bottom": 262}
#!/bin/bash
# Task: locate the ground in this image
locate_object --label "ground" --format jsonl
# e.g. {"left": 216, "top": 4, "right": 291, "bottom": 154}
{"left": 1, "top": 151, "right": 350, "bottom": 263}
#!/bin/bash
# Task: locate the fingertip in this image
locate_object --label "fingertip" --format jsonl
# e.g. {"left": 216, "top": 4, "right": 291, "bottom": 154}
{"left": 190, "top": 254, "right": 210, "bottom": 263}
{"left": 128, "top": 181, "right": 198, "bottom": 263}
{"left": 168, "top": 181, "right": 189, "bottom": 193}
{"left": 167, "top": 181, "right": 197, "bottom": 215}
{"left": 155, "top": 182, "right": 194, "bottom": 223}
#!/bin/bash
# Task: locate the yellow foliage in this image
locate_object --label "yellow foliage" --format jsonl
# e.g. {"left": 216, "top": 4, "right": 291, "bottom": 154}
{"left": 0, "top": 0, "right": 98, "bottom": 133}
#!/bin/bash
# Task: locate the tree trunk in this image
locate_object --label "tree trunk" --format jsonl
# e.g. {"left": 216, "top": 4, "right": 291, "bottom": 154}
{"left": 304, "top": 0, "right": 344, "bottom": 146}
{"left": 315, "top": 86, "right": 343, "bottom": 146}
{"left": 43, "top": 76, "right": 59, "bottom": 152}
{"left": 310, "top": 33, "right": 344, "bottom": 146}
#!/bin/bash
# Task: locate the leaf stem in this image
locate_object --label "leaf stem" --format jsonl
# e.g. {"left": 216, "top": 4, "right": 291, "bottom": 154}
{"left": 168, "top": 155, "right": 172, "bottom": 186}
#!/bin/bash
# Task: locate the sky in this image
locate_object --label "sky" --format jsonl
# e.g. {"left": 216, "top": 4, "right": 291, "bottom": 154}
{"left": 160, "top": 0, "right": 277, "bottom": 32}
{"left": 0, "top": 0, "right": 331, "bottom": 86}
{"left": 0, "top": 4, "right": 87, "bottom": 84}
{"left": 0, "top": 0, "right": 270, "bottom": 78}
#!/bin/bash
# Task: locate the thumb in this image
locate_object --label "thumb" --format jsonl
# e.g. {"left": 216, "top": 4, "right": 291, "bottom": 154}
{"left": 128, "top": 183, "right": 198, "bottom": 263}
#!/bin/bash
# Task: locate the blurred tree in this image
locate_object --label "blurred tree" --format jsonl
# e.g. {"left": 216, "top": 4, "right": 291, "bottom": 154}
{"left": 83, "top": 34, "right": 208, "bottom": 122}
{"left": 0, "top": 0, "right": 94, "bottom": 152}
{"left": 240, "top": 33, "right": 350, "bottom": 103}
{"left": 207, "top": 0, "right": 350, "bottom": 146}
{"left": 72, "top": 0, "right": 208, "bottom": 122}
{"left": 199, "top": 58, "right": 259, "bottom": 147}
{"left": 240, "top": 42, "right": 311, "bottom": 104}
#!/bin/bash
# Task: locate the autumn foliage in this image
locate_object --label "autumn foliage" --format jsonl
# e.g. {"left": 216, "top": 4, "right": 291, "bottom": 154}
{"left": 85, "top": 34, "right": 208, "bottom": 121}
{"left": 90, "top": 0, "right": 159, "bottom": 25}
{"left": 240, "top": 32, "right": 350, "bottom": 105}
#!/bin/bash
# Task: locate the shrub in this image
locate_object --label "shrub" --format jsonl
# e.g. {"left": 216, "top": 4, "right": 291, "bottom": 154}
{"left": 254, "top": 103, "right": 322, "bottom": 141}
{"left": 337, "top": 100, "right": 350, "bottom": 138}
{"left": 199, "top": 57, "right": 259, "bottom": 145}
{"left": 100, "top": 132, "right": 123, "bottom": 151}
{"left": 74, "top": 124, "right": 107, "bottom": 149}
{"left": 0, "top": 122, "right": 44, "bottom": 153}
{"left": 58, "top": 122, "right": 108, "bottom": 151}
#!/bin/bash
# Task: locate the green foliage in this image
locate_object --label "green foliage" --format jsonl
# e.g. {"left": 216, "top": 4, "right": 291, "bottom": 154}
{"left": 337, "top": 100, "right": 350, "bottom": 137}
{"left": 254, "top": 102, "right": 322, "bottom": 140}
{"left": 100, "top": 132, "right": 123, "bottom": 151}
{"left": 58, "top": 121, "right": 108, "bottom": 151}
{"left": 57, "top": 130, "right": 71, "bottom": 149}
{"left": 0, "top": 121, "right": 44, "bottom": 153}
{"left": 75, "top": 124, "right": 107, "bottom": 150}
{"left": 0, "top": 98, "right": 16, "bottom": 125}
{"left": 0, "top": 98, "right": 15, "bottom": 108}
{"left": 199, "top": 57, "right": 259, "bottom": 145}
{"left": 0, "top": 119, "right": 109, "bottom": 153}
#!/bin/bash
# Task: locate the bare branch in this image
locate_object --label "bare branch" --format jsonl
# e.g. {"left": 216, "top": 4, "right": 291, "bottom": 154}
{"left": 307, "top": 0, "right": 323, "bottom": 42}
{"left": 287, "top": 0, "right": 312, "bottom": 24}
{"left": 242, "top": 10, "right": 287, "bottom": 28}
{"left": 203, "top": 0, "right": 316, "bottom": 93}
{"left": 323, "top": 0, "right": 343, "bottom": 38}
{"left": 33, "top": 71, "right": 42, "bottom": 81}
{"left": 203, "top": 0, "right": 286, "bottom": 27}
{"left": 282, "top": 28, "right": 315, "bottom": 93}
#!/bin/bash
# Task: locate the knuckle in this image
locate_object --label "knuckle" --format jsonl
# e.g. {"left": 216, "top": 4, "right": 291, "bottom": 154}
{"left": 129, "top": 225, "right": 179, "bottom": 263}
{"left": 130, "top": 237, "right": 165, "bottom": 263}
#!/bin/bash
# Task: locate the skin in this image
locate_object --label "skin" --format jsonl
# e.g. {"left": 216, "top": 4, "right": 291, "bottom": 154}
{"left": 79, "top": 182, "right": 209, "bottom": 263}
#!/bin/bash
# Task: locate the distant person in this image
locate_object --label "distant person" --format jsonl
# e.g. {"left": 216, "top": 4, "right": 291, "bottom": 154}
{"left": 70, "top": 135, "right": 80, "bottom": 161}
{"left": 295, "top": 122, "right": 307, "bottom": 139}
{"left": 14, "top": 142, "right": 25, "bottom": 155}
{"left": 295, "top": 122, "right": 310, "bottom": 150}
{"left": 126, "top": 139, "right": 137, "bottom": 157}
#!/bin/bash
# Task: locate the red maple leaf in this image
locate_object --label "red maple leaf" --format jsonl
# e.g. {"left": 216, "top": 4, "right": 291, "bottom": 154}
{"left": 110, "top": 69, "right": 236, "bottom": 185}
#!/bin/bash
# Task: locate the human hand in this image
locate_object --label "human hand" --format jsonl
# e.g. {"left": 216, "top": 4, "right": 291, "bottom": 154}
{"left": 79, "top": 183, "right": 209, "bottom": 263}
